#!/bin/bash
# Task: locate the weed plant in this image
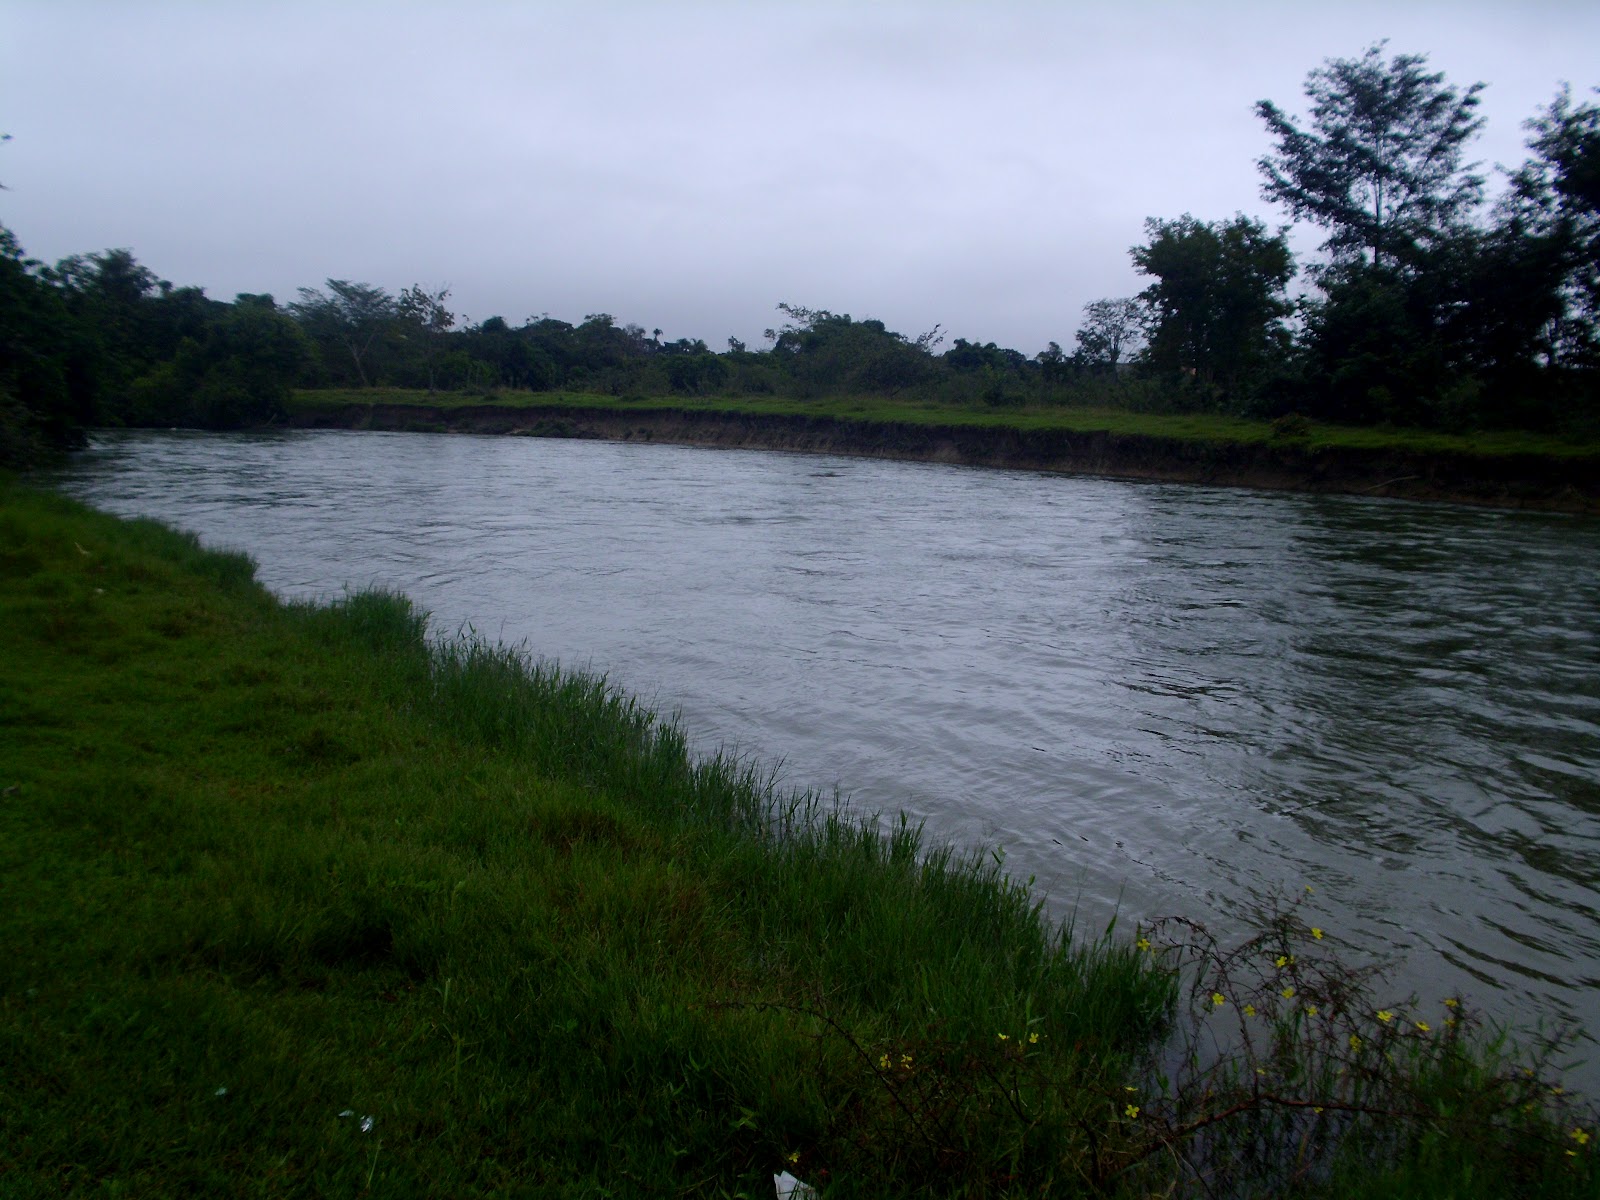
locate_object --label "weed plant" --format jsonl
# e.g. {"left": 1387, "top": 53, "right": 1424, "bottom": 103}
{"left": 1113, "top": 896, "right": 1599, "bottom": 1198}
{"left": 1, "top": 479, "right": 1593, "bottom": 1196}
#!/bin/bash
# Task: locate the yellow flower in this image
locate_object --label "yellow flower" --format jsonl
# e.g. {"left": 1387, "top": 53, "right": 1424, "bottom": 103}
{"left": 1444, "top": 997, "right": 1459, "bottom": 1009}
{"left": 997, "top": 1033, "right": 1010, "bottom": 1042}
{"left": 1349, "top": 1034, "right": 1362, "bottom": 1050}
{"left": 1573, "top": 1128, "right": 1591, "bottom": 1146}
{"left": 1377, "top": 1010, "right": 1394, "bottom": 1024}
{"left": 1415, "top": 1020, "right": 1430, "bottom": 1033}
{"left": 787, "top": 1151, "right": 801, "bottom": 1165}
{"left": 1305, "top": 885, "right": 1314, "bottom": 894}
{"left": 1212, "top": 992, "right": 1226, "bottom": 1008}
{"left": 879, "top": 1054, "right": 890, "bottom": 1069}
{"left": 1125, "top": 1086, "right": 1138, "bottom": 1092}
{"left": 1125, "top": 1104, "right": 1140, "bottom": 1119}
{"left": 1314, "top": 1106, "right": 1324, "bottom": 1114}
{"left": 1305, "top": 1005, "right": 1319, "bottom": 1018}
{"left": 1027, "top": 1032, "right": 1039, "bottom": 1044}
{"left": 1311, "top": 927, "right": 1324, "bottom": 940}
{"left": 1281, "top": 986, "right": 1296, "bottom": 999}
{"left": 1137, "top": 937, "right": 1152, "bottom": 952}
{"left": 1445, "top": 1018, "right": 1457, "bottom": 1029}
{"left": 1243, "top": 1004, "right": 1257, "bottom": 1017}
{"left": 901, "top": 1054, "right": 913, "bottom": 1069}
{"left": 1275, "top": 955, "right": 1289, "bottom": 969}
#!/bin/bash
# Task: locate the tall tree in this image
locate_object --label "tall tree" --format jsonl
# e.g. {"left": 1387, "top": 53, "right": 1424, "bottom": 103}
{"left": 1256, "top": 43, "right": 1486, "bottom": 271}
{"left": 46, "top": 248, "right": 161, "bottom": 386}
{"left": 1072, "top": 298, "right": 1143, "bottom": 373}
{"left": 0, "top": 224, "right": 84, "bottom": 462}
{"left": 397, "top": 283, "right": 455, "bottom": 392}
{"left": 290, "top": 280, "right": 396, "bottom": 387}
{"left": 1132, "top": 215, "right": 1294, "bottom": 398}
{"left": 1504, "top": 85, "right": 1600, "bottom": 369}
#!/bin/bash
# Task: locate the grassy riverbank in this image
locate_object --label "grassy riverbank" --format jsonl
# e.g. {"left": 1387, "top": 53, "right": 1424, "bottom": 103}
{"left": 281, "top": 388, "right": 1600, "bottom": 514}
{"left": 2, "top": 479, "right": 1596, "bottom": 1197}
{"left": 285, "top": 388, "right": 1600, "bottom": 461}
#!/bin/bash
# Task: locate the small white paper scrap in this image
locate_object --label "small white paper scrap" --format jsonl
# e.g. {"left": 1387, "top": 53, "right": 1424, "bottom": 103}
{"left": 773, "top": 1170, "right": 817, "bottom": 1199}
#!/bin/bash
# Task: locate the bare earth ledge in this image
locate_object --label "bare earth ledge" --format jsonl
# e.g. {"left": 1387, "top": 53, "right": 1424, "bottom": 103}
{"left": 284, "top": 402, "right": 1600, "bottom": 516}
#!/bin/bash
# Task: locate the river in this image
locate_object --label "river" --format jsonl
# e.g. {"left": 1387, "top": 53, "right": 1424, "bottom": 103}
{"left": 48, "top": 428, "right": 1600, "bottom": 1086}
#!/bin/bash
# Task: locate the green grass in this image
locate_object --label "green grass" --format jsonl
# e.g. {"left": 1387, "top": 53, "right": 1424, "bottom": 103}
{"left": 0, "top": 481, "right": 1170, "bottom": 1196}
{"left": 2, "top": 479, "right": 1594, "bottom": 1197}
{"left": 287, "top": 387, "right": 1600, "bottom": 461}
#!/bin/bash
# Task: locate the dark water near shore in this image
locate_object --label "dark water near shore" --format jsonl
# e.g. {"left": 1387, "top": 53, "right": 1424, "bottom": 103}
{"left": 52, "top": 429, "right": 1600, "bottom": 1085}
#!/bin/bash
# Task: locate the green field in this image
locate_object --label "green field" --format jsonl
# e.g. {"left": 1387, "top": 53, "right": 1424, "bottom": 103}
{"left": 2, "top": 480, "right": 1595, "bottom": 1197}
{"left": 286, "top": 388, "right": 1600, "bottom": 461}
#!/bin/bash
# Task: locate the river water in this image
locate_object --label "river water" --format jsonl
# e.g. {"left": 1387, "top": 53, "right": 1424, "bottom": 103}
{"left": 49, "top": 429, "right": 1600, "bottom": 1083}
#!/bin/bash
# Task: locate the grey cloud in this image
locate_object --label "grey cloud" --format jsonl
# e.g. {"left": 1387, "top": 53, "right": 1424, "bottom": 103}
{"left": 3, "top": 1, "right": 1596, "bottom": 353}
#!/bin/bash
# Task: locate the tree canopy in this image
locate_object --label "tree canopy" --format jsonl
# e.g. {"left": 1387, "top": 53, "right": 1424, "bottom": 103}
{"left": 1073, "top": 299, "right": 1143, "bottom": 374}
{"left": 1256, "top": 43, "right": 1486, "bottom": 271}
{"left": 1133, "top": 215, "right": 1294, "bottom": 397}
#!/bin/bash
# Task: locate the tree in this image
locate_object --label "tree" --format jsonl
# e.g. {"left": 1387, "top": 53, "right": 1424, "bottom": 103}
{"left": 46, "top": 248, "right": 162, "bottom": 385}
{"left": 661, "top": 345, "right": 727, "bottom": 394}
{"left": 397, "top": 283, "right": 454, "bottom": 392}
{"left": 1131, "top": 215, "right": 1294, "bottom": 398}
{"left": 1035, "top": 341, "right": 1071, "bottom": 387}
{"left": 765, "top": 303, "right": 938, "bottom": 397}
{"left": 290, "top": 280, "right": 396, "bottom": 387}
{"left": 1256, "top": 43, "right": 1486, "bottom": 271}
{"left": 0, "top": 223, "right": 83, "bottom": 462}
{"left": 943, "top": 339, "right": 1014, "bottom": 374}
{"left": 1072, "top": 298, "right": 1143, "bottom": 373}
{"left": 1504, "top": 85, "right": 1600, "bottom": 369}
{"left": 122, "top": 294, "right": 310, "bottom": 429}
{"left": 571, "top": 312, "right": 651, "bottom": 381}
{"left": 200, "top": 300, "right": 311, "bottom": 425}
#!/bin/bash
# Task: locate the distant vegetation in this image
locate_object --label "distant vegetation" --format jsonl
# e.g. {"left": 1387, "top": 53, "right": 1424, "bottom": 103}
{"left": 3, "top": 43, "right": 1596, "bottom": 468}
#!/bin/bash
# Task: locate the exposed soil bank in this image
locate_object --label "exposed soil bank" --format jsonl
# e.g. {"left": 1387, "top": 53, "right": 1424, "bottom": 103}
{"left": 288, "top": 403, "right": 1600, "bottom": 514}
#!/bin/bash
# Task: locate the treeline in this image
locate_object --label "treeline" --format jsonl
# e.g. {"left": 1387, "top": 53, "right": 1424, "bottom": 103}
{"left": 2, "top": 44, "right": 1596, "bottom": 467}
{"left": 0, "top": 238, "right": 310, "bottom": 466}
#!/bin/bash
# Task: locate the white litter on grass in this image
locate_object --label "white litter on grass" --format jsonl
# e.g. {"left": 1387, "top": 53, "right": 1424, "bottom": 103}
{"left": 213, "top": 1087, "right": 227, "bottom": 1097}
{"left": 338, "top": 1110, "right": 355, "bottom": 1118}
{"left": 360, "top": 1116, "right": 375, "bottom": 1133}
{"left": 773, "top": 1170, "right": 817, "bottom": 1199}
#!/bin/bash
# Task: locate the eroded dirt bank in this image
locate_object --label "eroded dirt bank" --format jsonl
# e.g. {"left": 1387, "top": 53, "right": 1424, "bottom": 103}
{"left": 287, "top": 403, "right": 1600, "bottom": 514}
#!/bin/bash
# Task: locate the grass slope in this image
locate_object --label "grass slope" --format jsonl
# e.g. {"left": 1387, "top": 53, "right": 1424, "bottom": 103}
{"left": 0, "top": 482, "right": 1169, "bottom": 1197}
{"left": 2, "top": 480, "right": 1594, "bottom": 1197}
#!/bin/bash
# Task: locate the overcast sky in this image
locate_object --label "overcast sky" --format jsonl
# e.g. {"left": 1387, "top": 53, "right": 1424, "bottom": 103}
{"left": 3, "top": 2, "right": 1597, "bottom": 353}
